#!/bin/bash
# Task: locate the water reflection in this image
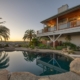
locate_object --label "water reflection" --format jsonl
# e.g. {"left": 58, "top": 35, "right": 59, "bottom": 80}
{"left": 1, "top": 51, "right": 72, "bottom": 76}
{"left": 22, "top": 51, "right": 37, "bottom": 62}
{"left": 22, "top": 51, "right": 73, "bottom": 76}
{"left": 36, "top": 53, "right": 73, "bottom": 76}
{"left": 0, "top": 51, "right": 9, "bottom": 69}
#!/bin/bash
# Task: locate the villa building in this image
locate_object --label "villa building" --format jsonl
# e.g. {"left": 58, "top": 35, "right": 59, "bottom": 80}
{"left": 37, "top": 4, "right": 80, "bottom": 47}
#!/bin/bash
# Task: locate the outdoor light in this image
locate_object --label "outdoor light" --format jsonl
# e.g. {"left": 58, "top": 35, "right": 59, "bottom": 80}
{"left": 77, "top": 16, "right": 80, "bottom": 20}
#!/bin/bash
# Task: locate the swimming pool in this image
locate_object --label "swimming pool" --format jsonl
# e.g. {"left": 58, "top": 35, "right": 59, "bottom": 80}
{"left": 0, "top": 51, "right": 73, "bottom": 76}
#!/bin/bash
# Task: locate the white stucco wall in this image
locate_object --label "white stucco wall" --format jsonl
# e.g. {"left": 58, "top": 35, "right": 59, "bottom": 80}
{"left": 71, "top": 33, "right": 80, "bottom": 46}
{"left": 57, "top": 33, "right": 80, "bottom": 46}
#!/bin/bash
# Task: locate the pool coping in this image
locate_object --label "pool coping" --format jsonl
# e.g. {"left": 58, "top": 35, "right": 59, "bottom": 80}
{"left": 0, "top": 47, "right": 75, "bottom": 59}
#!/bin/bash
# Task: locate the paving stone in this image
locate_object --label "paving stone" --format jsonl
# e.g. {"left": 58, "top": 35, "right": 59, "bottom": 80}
{"left": 10, "top": 72, "right": 37, "bottom": 80}
{"left": 0, "top": 69, "right": 10, "bottom": 80}
{"left": 38, "top": 72, "right": 80, "bottom": 80}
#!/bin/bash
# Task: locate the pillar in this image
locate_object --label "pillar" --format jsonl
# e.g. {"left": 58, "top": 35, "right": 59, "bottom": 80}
{"left": 57, "top": 17, "right": 58, "bottom": 30}
{"left": 53, "top": 35, "right": 55, "bottom": 47}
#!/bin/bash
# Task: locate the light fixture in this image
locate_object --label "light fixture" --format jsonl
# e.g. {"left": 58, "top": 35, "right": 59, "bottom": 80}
{"left": 77, "top": 16, "right": 80, "bottom": 20}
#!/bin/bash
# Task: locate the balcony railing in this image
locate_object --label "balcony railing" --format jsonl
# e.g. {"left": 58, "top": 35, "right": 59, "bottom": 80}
{"left": 37, "top": 20, "right": 80, "bottom": 34}
{"left": 48, "top": 26, "right": 56, "bottom": 32}
{"left": 59, "top": 20, "right": 80, "bottom": 30}
{"left": 59, "top": 22, "right": 70, "bottom": 29}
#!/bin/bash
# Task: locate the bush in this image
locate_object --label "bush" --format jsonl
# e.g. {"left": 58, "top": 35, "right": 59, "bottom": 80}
{"left": 30, "top": 38, "right": 40, "bottom": 46}
{"left": 38, "top": 44, "right": 46, "bottom": 49}
{"left": 30, "top": 45, "right": 35, "bottom": 49}
{"left": 56, "top": 46, "right": 64, "bottom": 50}
{"left": 38, "top": 43, "right": 51, "bottom": 49}
{"left": 62, "top": 42, "right": 77, "bottom": 50}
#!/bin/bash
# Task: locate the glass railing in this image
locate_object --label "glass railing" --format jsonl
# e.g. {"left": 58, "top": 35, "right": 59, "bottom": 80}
{"left": 48, "top": 26, "right": 57, "bottom": 32}
{"left": 59, "top": 20, "right": 80, "bottom": 29}
{"left": 59, "top": 22, "right": 70, "bottom": 29}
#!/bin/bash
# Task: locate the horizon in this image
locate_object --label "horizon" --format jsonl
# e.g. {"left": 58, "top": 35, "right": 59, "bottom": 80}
{"left": 0, "top": 0, "right": 80, "bottom": 41}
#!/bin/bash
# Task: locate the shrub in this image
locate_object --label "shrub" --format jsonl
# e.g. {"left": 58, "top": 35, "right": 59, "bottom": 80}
{"left": 56, "top": 46, "right": 64, "bottom": 50}
{"left": 30, "top": 45, "right": 35, "bottom": 49}
{"left": 30, "top": 38, "right": 40, "bottom": 46}
{"left": 38, "top": 43, "right": 52, "bottom": 49}
{"left": 62, "top": 42, "right": 77, "bottom": 50}
{"left": 38, "top": 44, "right": 47, "bottom": 49}
{"left": 50, "top": 47, "right": 56, "bottom": 50}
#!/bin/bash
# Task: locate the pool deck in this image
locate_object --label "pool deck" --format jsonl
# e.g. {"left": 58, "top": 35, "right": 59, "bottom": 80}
{"left": 15, "top": 47, "right": 80, "bottom": 59}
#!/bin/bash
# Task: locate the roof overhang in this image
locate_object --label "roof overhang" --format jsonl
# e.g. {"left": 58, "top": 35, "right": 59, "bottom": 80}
{"left": 41, "top": 5, "right": 80, "bottom": 24}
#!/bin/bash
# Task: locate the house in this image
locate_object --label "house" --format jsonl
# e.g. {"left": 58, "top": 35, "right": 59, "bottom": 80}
{"left": 37, "top": 4, "right": 80, "bottom": 47}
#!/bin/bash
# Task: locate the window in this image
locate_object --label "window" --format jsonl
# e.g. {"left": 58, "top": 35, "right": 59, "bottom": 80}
{"left": 59, "top": 18, "right": 67, "bottom": 25}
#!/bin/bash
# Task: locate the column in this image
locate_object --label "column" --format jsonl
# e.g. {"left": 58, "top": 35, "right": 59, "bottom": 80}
{"left": 56, "top": 17, "right": 58, "bottom": 30}
{"left": 53, "top": 35, "right": 55, "bottom": 47}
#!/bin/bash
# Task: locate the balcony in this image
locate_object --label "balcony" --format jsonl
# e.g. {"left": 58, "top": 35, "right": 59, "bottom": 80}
{"left": 37, "top": 20, "right": 80, "bottom": 37}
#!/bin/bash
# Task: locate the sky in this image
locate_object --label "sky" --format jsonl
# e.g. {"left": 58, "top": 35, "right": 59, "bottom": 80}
{"left": 0, "top": 0, "right": 80, "bottom": 41}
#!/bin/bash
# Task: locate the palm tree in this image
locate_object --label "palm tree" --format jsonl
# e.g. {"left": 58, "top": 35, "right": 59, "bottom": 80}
{"left": 0, "top": 25, "right": 10, "bottom": 41}
{"left": 0, "top": 18, "right": 10, "bottom": 41}
{"left": 23, "top": 29, "right": 36, "bottom": 42}
{"left": 0, "top": 51, "right": 9, "bottom": 69}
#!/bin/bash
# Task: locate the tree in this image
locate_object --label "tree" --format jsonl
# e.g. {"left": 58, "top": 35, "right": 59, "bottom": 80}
{"left": 0, "top": 26, "right": 10, "bottom": 41}
{"left": 0, "top": 18, "right": 10, "bottom": 41}
{"left": 23, "top": 29, "right": 36, "bottom": 42}
{"left": 31, "top": 38, "right": 40, "bottom": 46}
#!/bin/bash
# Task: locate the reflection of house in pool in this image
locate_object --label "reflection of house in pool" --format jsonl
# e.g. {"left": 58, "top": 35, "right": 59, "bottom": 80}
{"left": 36, "top": 53, "right": 72, "bottom": 76}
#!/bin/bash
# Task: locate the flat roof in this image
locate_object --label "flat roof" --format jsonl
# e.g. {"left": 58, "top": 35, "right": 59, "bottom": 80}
{"left": 41, "top": 5, "right": 80, "bottom": 23}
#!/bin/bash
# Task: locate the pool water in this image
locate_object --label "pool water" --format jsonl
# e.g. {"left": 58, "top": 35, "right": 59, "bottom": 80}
{"left": 0, "top": 51, "right": 73, "bottom": 76}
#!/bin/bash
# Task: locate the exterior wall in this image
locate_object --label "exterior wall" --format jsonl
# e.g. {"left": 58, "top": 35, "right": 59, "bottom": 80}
{"left": 57, "top": 33, "right": 80, "bottom": 46}
{"left": 40, "top": 33, "right": 80, "bottom": 47}
{"left": 56, "top": 35, "right": 65, "bottom": 42}
{"left": 71, "top": 33, "right": 80, "bottom": 46}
